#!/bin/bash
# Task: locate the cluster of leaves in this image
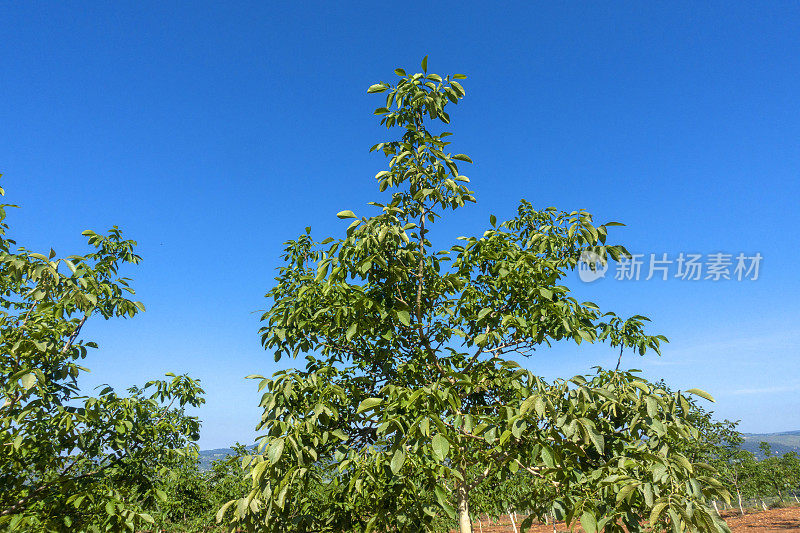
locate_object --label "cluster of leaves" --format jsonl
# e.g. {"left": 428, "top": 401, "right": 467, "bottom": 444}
{"left": 0, "top": 179, "right": 205, "bottom": 532}
{"left": 218, "top": 60, "right": 732, "bottom": 533}
{"left": 144, "top": 444, "right": 252, "bottom": 532}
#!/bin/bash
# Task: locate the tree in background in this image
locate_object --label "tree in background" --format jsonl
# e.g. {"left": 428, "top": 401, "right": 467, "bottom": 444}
{"left": 755, "top": 443, "right": 800, "bottom": 504}
{"left": 204, "top": 443, "right": 254, "bottom": 510}
{"left": 219, "top": 60, "right": 731, "bottom": 533}
{"left": 718, "top": 448, "right": 758, "bottom": 515}
{"left": 783, "top": 452, "right": 800, "bottom": 503}
{"left": 148, "top": 443, "right": 252, "bottom": 532}
{"left": 0, "top": 179, "right": 204, "bottom": 532}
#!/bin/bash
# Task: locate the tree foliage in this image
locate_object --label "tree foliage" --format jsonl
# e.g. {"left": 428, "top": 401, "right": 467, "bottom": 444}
{"left": 218, "top": 60, "right": 732, "bottom": 533}
{"left": 0, "top": 180, "right": 204, "bottom": 532}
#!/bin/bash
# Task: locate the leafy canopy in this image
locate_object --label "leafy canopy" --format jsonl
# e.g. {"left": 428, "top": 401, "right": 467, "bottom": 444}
{"left": 0, "top": 179, "right": 204, "bottom": 532}
{"left": 220, "top": 59, "right": 730, "bottom": 533}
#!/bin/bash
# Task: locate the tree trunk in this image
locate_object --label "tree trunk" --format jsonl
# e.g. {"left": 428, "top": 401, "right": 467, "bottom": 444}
{"left": 456, "top": 480, "right": 473, "bottom": 533}
{"left": 508, "top": 507, "right": 518, "bottom": 533}
{"left": 793, "top": 493, "right": 799, "bottom": 503}
{"left": 761, "top": 500, "right": 767, "bottom": 511}
{"left": 551, "top": 511, "right": 558, "bottom": 533}
{"left": 478, "top": 518, "right": 483, "bottom": 533}
{"left": 737, "top": 488, "right": 744, "bottom": 516}
{"left": 712, "top": 500, "right": 720, "bottom": 517}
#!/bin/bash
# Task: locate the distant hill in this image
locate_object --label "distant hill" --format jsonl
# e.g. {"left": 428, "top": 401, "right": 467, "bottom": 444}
{"left": 197, "top": 447, "right": 252, "bottom": 470}
{"left": 741, "top": 430, "right": 800, "bottom": 457}
{"left": 198, "top": 448, "right": 231, "bottom": 470}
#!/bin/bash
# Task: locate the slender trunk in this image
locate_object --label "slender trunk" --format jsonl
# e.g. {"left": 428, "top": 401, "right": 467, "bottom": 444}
{"left": 456, "top": 480, "right": 473, "bottom": 533}
{"left": 712, "top": 500, "right": 720, "bottom": 517}
{"left": 478, "top": 518, "right": 483, "bottom": 533}
{"left": 761, "top": 500, "right": 767, "bottom": 511}
{"left": 508, "top": 507, "right": 518, "bottom": 533}
{"left": 737, "top": 489, "right": 744, "bottom": 516}
{"left": 551, "top": 511, "right": 557, "bottom": 533}
{"left": 793, "top": 493, "right": 799, "bottom": 503}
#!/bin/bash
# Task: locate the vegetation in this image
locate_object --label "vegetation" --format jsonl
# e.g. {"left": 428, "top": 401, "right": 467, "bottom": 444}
{"left": 0, "top": 180, "right": 207, "bottom": 531}
{"left": 217, "top": 60, "right": 734, "bottom": 533}
{"left": 2, "top": 60, "right": 799, "bottom": 532}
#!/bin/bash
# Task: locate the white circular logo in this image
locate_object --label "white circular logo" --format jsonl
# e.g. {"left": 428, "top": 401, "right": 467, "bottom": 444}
{"left": 577, "top": 251, "right": 608, "bottom": 283}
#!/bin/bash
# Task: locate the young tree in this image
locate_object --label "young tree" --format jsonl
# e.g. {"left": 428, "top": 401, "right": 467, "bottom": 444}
{"left": 782, "top": 452, "right": 800, "bottom": 503}
{"left": 0, "top": 180, "right": 204, "bottom": 532}
{"left": 718, "top": 448, "right": 757, "bottom": 515}
{"left": 220, "top": 60, "right": 730, "bottom": 533}
{"left": 755, "top": 443, "right": 800, "bottom": 504}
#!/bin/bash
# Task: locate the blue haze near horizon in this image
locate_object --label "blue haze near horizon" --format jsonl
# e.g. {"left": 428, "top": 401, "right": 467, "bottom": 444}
{"left": 1, "top": 2, "right": 798, "bottom": 448}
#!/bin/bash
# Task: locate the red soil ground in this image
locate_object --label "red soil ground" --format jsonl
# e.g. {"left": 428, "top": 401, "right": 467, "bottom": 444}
{"left": 463, "top": 507, "right": 800, "bottom": 532}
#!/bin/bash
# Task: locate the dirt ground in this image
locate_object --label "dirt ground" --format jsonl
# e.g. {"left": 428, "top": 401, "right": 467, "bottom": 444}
{"left": 721, "top": 507, "right": 800, "bottom": 532}
{"left": 464, "top": 507, "right": 800, "bottom": 532}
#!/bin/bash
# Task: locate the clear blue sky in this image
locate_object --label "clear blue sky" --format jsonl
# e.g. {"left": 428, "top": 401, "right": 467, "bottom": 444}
{"left": 2, "top": 2, "right": 798, "bottom": 448}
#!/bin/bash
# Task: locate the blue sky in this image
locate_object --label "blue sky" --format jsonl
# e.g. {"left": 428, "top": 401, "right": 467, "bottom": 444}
{"left": 2, "top": 2, "right": 798, "bottom": 448}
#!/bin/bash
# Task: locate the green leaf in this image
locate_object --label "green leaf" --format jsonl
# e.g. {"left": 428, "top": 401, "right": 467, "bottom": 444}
{"left": 649, "top": 501, "right": 669, "bottom": 526}
{"left": 616, "top": 483, "right": 638, "bottom": 502}
{"left": 364, "top": 515, "right": 378, "bottom": 533}
{"left": 346, "top": 322, "right": 357, "bottom": 341}
{"left": 685, "top": 388, "right": 715, "bottom": 402}
{"left": 511, "top": 419, "right": 525, "bottom": 439}
{"left": 216, "top": 500, "right": 234, "bottom": 523}
{"left": 432, "top": 434, "right": 449, "bottom": 462}
{"left": 421, "top": 55, "right": 428, "bottom": 72}
{"left": 276, "top": 483, "right": 289, "bottom": 509}
{"left": 357, "top": 397, "right": 383, "bottom": 413}
{"left": 520, "top": 395, "right": 535, "bottom": 414}
{"left": 336, "top": 210, "right": 357, "bottom": 219}
{"left": 580, "top": 510, "right": 598, "bottom": 533}
{"left": 394, "top": 68, "right": 406, "bottom": 76}
{"left": 452, "top": 154, "right": 472, "bottom": 163}
{"left": 268, "top": 439, "right": 285, "bottom": 464}
{"left": 19, "top": 373, "right": 36, "bottom": 390}
{"left": 367, "top": 84, "right": 387, "bottom": 93}
{"left": 434, "top": 486, "right": 456, "bottom": 518}
{"left": 331, "top": 429, "right": 349, "bottom": 441}
{"left": 674, "top": 454, "right": 693, "bottom": 473}
{"left": 390, "top": 448, "right": 406, "bottom": 474}
{"left": 396, "top": 309, "right": 411, "bottom": 326}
